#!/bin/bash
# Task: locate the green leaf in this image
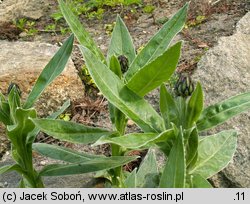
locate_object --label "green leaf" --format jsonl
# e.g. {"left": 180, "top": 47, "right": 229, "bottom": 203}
{"left": 160, "top": 84, "right": 178, "bottom": 129}
{"left": 27, "top": 100, "right": 71, "bottom": 145}
{"left": 24, "top": 35, "right": 74, "bottom": 109}
{"left": 185, "top": 128, "right": 198, "bottom": 168}
{"left": 58, "top": 0, "right": 105, "bottom": 62}
{"left": 39, "top": 156, "right": 138, "bottom": 176}
{"left": 156, "top": 123, "right": 178, "bottom": 156}
{"left": 0, "top": 101, "right": 11, "bottom": 125}
{"left": 125, "top": 3, "right": 188, "bottom": 81}
{"left": 108, "top": 56, "right": 127, "bottom": 133}
{"left": 124, "top": 168, "right": 137, "bottom": 188}
{"left": 126, "top": 42, "right": 181, "bottom": 97}
{"left": 186, "top": 174, "right": 213, "bottom": 188}
{"left": 197, "top": 92, "right": 250, "bottom": 131}
{"left": 137, "top": 149, "right": 159, "bottom": 187}
{"left": 0, "top": 92, "right": 5, "bottom": 102}
{"left": 0, "top": 92, "right": 11, "bottom": 125}
{"left": 107, "top": 15, "right": 136, "bottom": 65}
{"left": 186, "top": 82, "right": 203, "bottom": 128}
{"left": 32, "top": 118, "right": 115, "bottom": 144}
{"left": 33, "top": 143, "right": 104, "bottom": 163}
{"left": 94, "top": 133, "right": 156, "bottom": 149}
{"left": 7, "top": 108, "right": 36, "bottom": 168}
{"left": 109, "top": 102, "right": 127, "bottom": 134}
{"left": 8, "top": 85, "right": 21, "bottom": 123}
{"left": 109, "top": 55, "right": 122, "bottom": 78}
{"left": 189, "top": 130, "right": 237, "bottom": 178}
{"left": 94, "top": 129, "right": 174, "bottom": 149}
{"left": 159, "top": 129, "right": 185, "bottom": 187}
{"left": 80, "top": 46, "right": 164, "bottom": 133}
{"left": 0, "top": 164, "right": 23, "bottom": 175}
{"left": 18, "top": 179, "right": 26, "bottom": 188}
{"left": 7, "top": 108, "right": 36, "bottom": 147}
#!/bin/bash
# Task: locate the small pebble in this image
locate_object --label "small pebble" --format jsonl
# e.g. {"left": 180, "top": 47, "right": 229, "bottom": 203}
{"left": 127, "top": 119, "right": 135, "bottom": 126}
{"left": 40, "top": 161, "right": 46, "bottom": 166}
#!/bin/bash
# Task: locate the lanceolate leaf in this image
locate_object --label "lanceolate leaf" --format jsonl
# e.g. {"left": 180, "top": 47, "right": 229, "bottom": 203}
{"left": 185, "top": 128, "right": 198, "bottom": 168}
{"left": 124, "top": 168, "right": 137, "bottom": 188}
{"left": 32, "top": 118, "right": 115, "bottom": 144}
{"left": 125, "top": 3, "right": 188, "bottom": 81}
{"left": 0, "top": 94, "right": 11, "bottom": 125}
{"left": 109, "top": 55, "right": 122, "bottom": 78}
{"left": 160, "top": 84, "right": 178, "bottom": 129}
{"left": 94, "top": 133, "right": 156, "bottom": 149}
{"left": 109, "top": 102, "right": 127, "bottom": 134}
{"left": 94, "top": 129, "right": 174, "bottom": 149}
{"left": 159, "top": 130, "right": 185, "bottom": 187}
{"left": 107, "top": 16, "right": 136, "bottom": 65}
{"left": 39, "top": 156, "right": 138, "bottom": 176}
{"left": 26, "top": 100, "right": 71, "bottom": 146}
{"left": 136, "top": 149, "right": 159, "bottom": 188}
{"left": 58, "top": 0, "right": 105, "bottom": 62}
{"left": 0, "top": 164, "right": 23, "bottom": 175}
{"left": 109, "top": 56, "right": 127, "bottom": 134}
{"left": 197, "top": 92, "right": 250, "bottom": 131}
{"left": 126, "top": 42, "right": 182, "bottom": 97}
{"left": 24, "top": 34, "right": 74, "bottom": 109}
{"left": 8, "top": 86, "right": 21, "bottom": 123}
{"left": 80, "top": 46, "right": 164, "bottom": 133}
{"left": 186, "top": 82, "right": 203, "bottom": 128}
{"left": 189, "top": 130, "right": 237, "bottom": 178}
{"left": 33, "top": 143, "right": 104, "bottom": 163}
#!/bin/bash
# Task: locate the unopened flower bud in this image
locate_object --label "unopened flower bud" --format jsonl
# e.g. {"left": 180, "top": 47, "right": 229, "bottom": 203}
{"left": 118, "top": 55, "right": 129, "bottom": 73}
{"left": 174, "top": 73, "right": 194, "bottom": 97}
{"left": 7, "top": 82, "right": 21, "bottom": 96}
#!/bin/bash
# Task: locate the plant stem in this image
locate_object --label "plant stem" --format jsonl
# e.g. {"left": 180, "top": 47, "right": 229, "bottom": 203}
{"left": 111, "top": 143, "right": 124, "bottom": 187}
{"left": 18, "top": 142, "right": 44, "bottom": 187}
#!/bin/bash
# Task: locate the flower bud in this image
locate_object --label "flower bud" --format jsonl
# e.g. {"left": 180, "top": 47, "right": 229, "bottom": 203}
{"left": 7, "top": 82, "right": 21, "bottom": 96}
{"left": 174, "top": 73, "right": 194, "bottom": 97}
{"left": 118, "top": 55, "right": 129, "bottom": 73}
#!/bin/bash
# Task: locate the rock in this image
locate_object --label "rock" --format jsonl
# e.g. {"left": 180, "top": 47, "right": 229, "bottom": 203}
{"left": 0, "top": 0, "right": 49, "bottom": 23}
{"left": 193, "top": 12, "right": 250, "bottom": 187}
{"left": 0, "top": 40, "right": 84, "bottom": 117}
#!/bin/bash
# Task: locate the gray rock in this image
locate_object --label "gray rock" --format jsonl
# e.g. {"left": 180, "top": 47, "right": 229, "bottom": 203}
{"left": 193, "top": 12, "right": 250, "bottom": 187}
{"left": 0, "top": 0, "right": 49, "bottom": 22}
{"left": 0, "top": 40, "right": 84, "bottom": 117}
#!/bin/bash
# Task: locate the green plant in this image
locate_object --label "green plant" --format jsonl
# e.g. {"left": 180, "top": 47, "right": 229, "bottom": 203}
{"left": 14, "top": 18, "right": 27, "bottom": 30}
{"left": 30, "top": 0, "right": 250, "bottom": 188}
{"left": 51, "top": 0, "right": 142, "bottom": 22}
{"left": 0, "top": 35, "right": 74, "bottom": 187}
{"left": 87, "top": 8, "right": 105, "bottom": 20}
{"left": 185, "top": 15, "right": 206, "bottom": 28}
{"left": 0, "top": 34, "right": 137, "bottom": 188}
{"left": 143, "top": 5, "right": 155, "bottom": 14}
{"left": 104, "top": 22, "right": 116, "bottom": 35}
{"left": 45, "top": 24, "right": 56, "bottom": 32}
{"left": 14, "top": 18, "right": 38, "bottom": 36}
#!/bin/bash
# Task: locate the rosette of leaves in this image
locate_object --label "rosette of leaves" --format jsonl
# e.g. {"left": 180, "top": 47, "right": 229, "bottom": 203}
{"left": 31, "top": 0, "right": 250, "bottom": 188}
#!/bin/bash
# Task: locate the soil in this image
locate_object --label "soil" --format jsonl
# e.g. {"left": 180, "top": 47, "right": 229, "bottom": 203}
{"left": 0, "top": 0, "right": 249, "bottom": 172}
